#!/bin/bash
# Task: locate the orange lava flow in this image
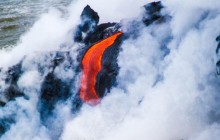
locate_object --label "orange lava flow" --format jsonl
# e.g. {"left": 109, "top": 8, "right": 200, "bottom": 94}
{"left": 80, "top": 32, "right": 122, "bottom": 105}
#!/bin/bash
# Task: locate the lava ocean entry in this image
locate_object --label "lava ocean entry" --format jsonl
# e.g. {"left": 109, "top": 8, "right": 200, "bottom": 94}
{"left": 80, "top": 32, "right": 123, "bottom": 105}
{"left": 0, "top": 0, "right": 220, "bottom": 140}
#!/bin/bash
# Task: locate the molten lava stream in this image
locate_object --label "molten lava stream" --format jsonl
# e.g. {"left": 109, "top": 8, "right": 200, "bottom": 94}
{"left": 80, "top": 32, "right": 122, "bottom": 105}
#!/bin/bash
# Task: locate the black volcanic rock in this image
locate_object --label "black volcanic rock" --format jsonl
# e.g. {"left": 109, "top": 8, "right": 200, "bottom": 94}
{"left": 0, "top": 2, "right": 173, "bottom": 137}
{"left": 143, "top": 1, "right": 164, "bottom": 26}
{"left": 0, "top": 1, "right": 170, "bottom": 101}
{"left": 0, "top": 101, "right": 6, "bottom": 107}
{"left": 0, "top": 117, "right": 15, "bottom": 137}
{"left": 4, "top": 85, "right": 23, "bottom": 102}
{"left": 74, "top": 5, "right": 121, "bottom": 46}
{"left": 80, "top": 5, "right": 99, "bottom": 25}
{"left": 84, "top": 22, "right": 119, "bottom": 45}
{"left": 39, "top": 72, "right": 70, "bottom": 122}
{"left": 216, "top": 35, "right": 220, "bottom": 42}
{"left": 216, "top": 35, "right": 220, "bottom": 54}
{"left": 74, "top": 5, "right": 99, "bottom": 43}
{"left": 0, "top": 2, "right": 170, "bottom": 110}
{"left": 144, "top": 1, "right": 163, "bottom": 15}
{"left": 216, "top": 35, "right": 220, "bottom": 75}
{"left": 38, "top": 52, "right": 81, "bottom": 124}
{"left": 95, "top": 34, "right": 124, "bottom": 98}
{"left": 2, "top": 63, "right": 24, "bottom": 103}
{"left": 5, "top": 63, "right": 22, "bottom": 84}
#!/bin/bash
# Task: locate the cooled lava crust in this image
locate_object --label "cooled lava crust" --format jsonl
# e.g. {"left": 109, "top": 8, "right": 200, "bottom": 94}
{"left": 0, "top": 1, "right": 169, "bottom": 137}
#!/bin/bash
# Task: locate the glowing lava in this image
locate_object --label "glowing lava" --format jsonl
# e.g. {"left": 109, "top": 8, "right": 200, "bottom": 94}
{"left": 80, "top": 32, "right": 122, "bottom": 105}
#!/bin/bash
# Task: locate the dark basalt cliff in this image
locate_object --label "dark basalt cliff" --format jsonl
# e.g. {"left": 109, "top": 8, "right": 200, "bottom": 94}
{"left": 0, "top": 1, "right": 168, "bottom": 136}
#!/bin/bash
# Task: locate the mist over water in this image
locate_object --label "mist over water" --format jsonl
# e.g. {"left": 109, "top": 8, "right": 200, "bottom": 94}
{"left": 0, "top": 0, "right": 220, "bottom": 140}
{"left": 0, "top": 0, "right": 72, "bottom": 48}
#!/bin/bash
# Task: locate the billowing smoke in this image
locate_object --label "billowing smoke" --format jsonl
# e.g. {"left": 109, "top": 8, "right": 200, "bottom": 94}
{"left": 0, "top": 0, "right": 220, "bottom": 140}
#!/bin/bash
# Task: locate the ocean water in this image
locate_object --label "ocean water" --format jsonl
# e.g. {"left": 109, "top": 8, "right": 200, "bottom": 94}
{"left": 0, "top": 0, "right": 72, "bottom": 49}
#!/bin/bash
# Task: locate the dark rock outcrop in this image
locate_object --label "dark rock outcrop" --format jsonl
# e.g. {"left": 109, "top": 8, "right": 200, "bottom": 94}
{"left": 143, "top": 1, "right": 164, "bottom": 26}
{"left": 95, "top": 34, "right": 124, "bottom": 98}
{"left": 0, "top": 117, "right": 15, "bottom": 137}
{"left": 216, "top": 35, "right": 220, "bottom": 75}
{"left": 0, "top": 63, "right": 24, "bottom": 106}
{"left": 74, "top": 5, "right": 99, "bottom": 43}
{"left": 0, "top": 1, "right": 171, "bottom": 137}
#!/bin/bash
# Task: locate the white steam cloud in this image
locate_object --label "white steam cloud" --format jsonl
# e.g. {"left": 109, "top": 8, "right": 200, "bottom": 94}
{"left": 0, "top": 0, "right": 220, "bottom": 140}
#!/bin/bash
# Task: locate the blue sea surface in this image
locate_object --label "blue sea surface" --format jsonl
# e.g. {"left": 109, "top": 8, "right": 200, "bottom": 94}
{"left": 0, "top": 0, "right": 72, "bottom": 49}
